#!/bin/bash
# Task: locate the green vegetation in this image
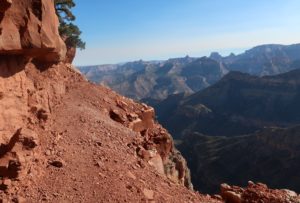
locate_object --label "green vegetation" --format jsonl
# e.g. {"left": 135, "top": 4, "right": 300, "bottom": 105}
{"left": 55, "top": 0, "right": 85, "bottom": 49}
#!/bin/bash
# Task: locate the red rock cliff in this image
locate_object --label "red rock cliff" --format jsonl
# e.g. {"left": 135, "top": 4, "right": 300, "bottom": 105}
{"left": 0, "top": 1, "right": 201, "bottom": 202}
{"left": 0, "top": 0, "right": 65, "bottom": 150}
{"left": 0, "top": 0, "right": 66, "bottom": 62}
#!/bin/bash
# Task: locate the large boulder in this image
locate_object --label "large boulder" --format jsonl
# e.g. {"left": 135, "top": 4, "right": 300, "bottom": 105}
{"left": 0, "top": 0, "right": 66, "bottom": 62}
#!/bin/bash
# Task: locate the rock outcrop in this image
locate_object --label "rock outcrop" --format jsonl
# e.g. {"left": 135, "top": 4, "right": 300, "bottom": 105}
{"left": 64, "top": 46, "right": 76, "bottom": 63}
{"left": 220, "top": 182, "right": 300, "bottom": 203}
{"left": 0, "top": 0, "right": 66, "bottom": 155}
{"left": 109, "top": 100, "right": 193, "bottom": 189}
{"left": 0, "top": 0, "right": 66, "bottom": 62}
{"left": 0, "top": 1, "right": 67, "bottom": 200}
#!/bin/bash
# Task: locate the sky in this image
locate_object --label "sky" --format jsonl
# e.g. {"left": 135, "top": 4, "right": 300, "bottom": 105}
{"left": 73, "top": 0, "right": 300, "bottom": 66}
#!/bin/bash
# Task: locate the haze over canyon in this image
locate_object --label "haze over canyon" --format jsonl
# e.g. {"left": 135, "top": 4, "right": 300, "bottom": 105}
{"left": 1, "top": 0, "right": 300, "bottom": 202}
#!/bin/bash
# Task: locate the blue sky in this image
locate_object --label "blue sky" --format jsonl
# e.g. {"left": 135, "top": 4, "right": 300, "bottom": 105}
{"left": 73, "top": 0, "right": 300, "bottom": 65}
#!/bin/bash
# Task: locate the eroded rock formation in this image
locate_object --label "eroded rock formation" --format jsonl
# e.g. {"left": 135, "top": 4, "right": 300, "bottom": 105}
{"left": 0, "top": 0, "right": 67, "bottom": 199}
{"left": 0, "top": 0, "right": 66, "bottom": 146}
{"left": 110, "top": 99, "right": 193, "bottom": 189}
{"left": 0, "top": 0, "right": 66, "bottom": 62}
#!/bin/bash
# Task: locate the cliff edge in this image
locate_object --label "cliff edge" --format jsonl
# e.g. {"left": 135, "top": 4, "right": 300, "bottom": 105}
{"left": 0, "top": 1, "right": 299, "bottom": 202}
{"left": 0, "top": 1, "right": 209, "bottom": 202}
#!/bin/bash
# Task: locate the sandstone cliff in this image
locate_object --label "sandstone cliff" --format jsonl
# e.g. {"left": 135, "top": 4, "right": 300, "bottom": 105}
{"left": 0, "top": 0, "right": 65, "bottom": 154}
{"left": 0, "top": 0, "right": 66, "bottom": 62}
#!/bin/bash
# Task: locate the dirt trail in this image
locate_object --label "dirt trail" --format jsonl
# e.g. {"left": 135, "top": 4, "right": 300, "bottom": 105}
{"left": 4, "top": 64, "right": 217, "bottom": 203}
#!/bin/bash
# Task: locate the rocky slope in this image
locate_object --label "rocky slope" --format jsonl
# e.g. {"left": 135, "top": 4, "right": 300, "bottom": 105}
{"left": 1, "top": 1, "right": 300, "bottom": 202}
{"left": 1, "top": 61, "right": 213, "bottom": 202}
{"left": 0, "top": 1, "right": 207, "bottom": 202}
{"left": 178, "top": 126, "right": 300, "bottom": 194}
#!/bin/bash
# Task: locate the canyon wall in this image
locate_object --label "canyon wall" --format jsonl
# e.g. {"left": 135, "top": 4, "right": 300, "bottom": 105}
{"left": 0, "top": 1, "right": 299, "bottom": 202}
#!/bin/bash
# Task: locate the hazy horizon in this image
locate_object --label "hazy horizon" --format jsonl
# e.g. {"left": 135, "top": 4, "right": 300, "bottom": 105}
{"left": 73, "top": 0, "right": 300, "bottom": 66}
{"left": 76, "top": 46, "right": 247, "bottom": 66}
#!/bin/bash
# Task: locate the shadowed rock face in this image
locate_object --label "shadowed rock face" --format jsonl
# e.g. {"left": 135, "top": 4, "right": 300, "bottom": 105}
{"left": 150, "top": 68, "right": 300, "bottom": 195}
{"left": 178, "top": 126, "right": 300, "bottom": 194}
{"left": 0, "top": 0, "right": 66, "bottom": 62}
{"left": 154, "top": 69, "right": 300, "bottom": 138}
{"left": 0, "top": 0, "right": 11, "bottom": 12}
{"left": 64, "top": 46, "right": 76, "bottom": 63}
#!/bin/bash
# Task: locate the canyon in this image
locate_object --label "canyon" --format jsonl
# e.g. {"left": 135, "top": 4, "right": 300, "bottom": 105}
{"left": 0, "top": 0, "right": 299, "bottom": 202}
{"left": 79, "top": 43, "right": 300, "bottom": 101}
